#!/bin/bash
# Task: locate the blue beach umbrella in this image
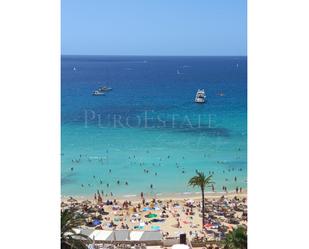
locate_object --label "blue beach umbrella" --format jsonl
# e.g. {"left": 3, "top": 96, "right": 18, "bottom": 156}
{"left": 92, "top": 219, "right": 101, "bottom": 226}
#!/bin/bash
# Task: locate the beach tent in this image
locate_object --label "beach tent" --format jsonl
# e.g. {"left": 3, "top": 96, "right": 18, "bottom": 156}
{"left": 81, "top": 229, "right": 161, "bottom": 242}
{"left": 80, "top": 229, "right": 96, "bottom": 237}
{"left": 140, "top": 231, "right": 162, "bottom": 241}
{"left": 89, "top": 230, "right": 114, "bottom": 241}
{"left": 130, "top": 231, "right": 144, "bottom": 241}
{"left": 171, "top": 244, "right": 190, "bottom": 249}
{"left": 113, "top": 230, "right": 130, "bottom": 241}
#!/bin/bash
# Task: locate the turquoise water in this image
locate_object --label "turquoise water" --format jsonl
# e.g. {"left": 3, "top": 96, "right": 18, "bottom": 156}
{"left": 61, "top": 56, "right": 247, "bottom": 197}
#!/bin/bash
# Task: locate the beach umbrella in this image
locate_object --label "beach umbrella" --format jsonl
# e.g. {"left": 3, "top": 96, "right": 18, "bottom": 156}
{"left": 145, "top": 213, "right": 157, "bottom": 218}
{"left": 92, "top": 219, "right": 101, "bottom": 226}
{"left": 151, "top": 225, "right": 160, "bottom": 231}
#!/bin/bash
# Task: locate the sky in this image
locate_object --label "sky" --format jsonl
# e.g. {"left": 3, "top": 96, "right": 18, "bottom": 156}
{"left": 61, "top": 0, "right": 247, "bottom": 56}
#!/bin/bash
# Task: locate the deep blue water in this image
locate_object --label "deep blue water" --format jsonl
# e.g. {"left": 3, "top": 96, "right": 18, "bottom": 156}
{"left": 61, "top": 55, "right": 247, "bottom": 197}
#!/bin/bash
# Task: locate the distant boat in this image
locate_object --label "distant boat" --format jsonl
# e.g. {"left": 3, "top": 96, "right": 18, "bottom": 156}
{"left": 195, "top": 89, "right": 206, "bottom": 103}
{"left": 73, "top": 67, "right": 77, "bottom": 71}
{"left": 92, "top": 90, "right": 105, "bottom": 96}
{"left": 217, "top": 92, "right": 225, "bottom": 97}
{"left": 236, "top": 63, "right": 239, "bottom": 68}
{"left": 98, "top": 86, "right": 112, "bottom": 92}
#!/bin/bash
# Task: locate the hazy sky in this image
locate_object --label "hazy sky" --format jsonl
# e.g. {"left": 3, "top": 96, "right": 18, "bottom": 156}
{"left": 61, "top": 0, "right": 247, "bottom": 56}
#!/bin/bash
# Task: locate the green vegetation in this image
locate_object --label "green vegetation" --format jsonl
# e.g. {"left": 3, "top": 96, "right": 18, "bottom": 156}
{"left": 188, "top": 171, "right": 214, "bottom": 228}
{"left": 223, "top": 226, "right": 247, "bottom": 249}
{"left": 61, "top": 209, "right": 91, "bottom": 249}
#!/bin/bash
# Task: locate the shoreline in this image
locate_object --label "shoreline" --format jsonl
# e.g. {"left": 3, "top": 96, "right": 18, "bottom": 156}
{"left": 61, "top": 189, "right": 247, "bottom": 203}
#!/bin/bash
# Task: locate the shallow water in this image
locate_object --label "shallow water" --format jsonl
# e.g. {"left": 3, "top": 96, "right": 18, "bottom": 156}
{"left": 61, "top": 56, "right": 247, "bottom": 197}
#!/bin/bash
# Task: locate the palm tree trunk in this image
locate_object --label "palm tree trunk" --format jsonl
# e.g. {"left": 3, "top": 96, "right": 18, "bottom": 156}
{"left": 201, "top": 187, "right": 205, "bottom": 229}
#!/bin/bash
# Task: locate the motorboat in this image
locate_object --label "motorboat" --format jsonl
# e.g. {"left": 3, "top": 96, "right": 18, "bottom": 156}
{"left": 92, "top": 90, "right": 105, "bottom": 96}
{"left": 195, "top": 89, "right": 206, "bottom": 103}
{"left": 98, "top": 86, "right": 112, "bottom": 92}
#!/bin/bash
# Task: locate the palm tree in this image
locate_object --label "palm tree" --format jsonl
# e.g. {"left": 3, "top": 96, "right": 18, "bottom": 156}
{"left": 61, "top": 209, "right": 91, "bottom": 249}
{"left": 188, "top": 171, "right": 213, "bottom": 228}
{"left": 223, "top": 226, "right": 247, "bottom": 249}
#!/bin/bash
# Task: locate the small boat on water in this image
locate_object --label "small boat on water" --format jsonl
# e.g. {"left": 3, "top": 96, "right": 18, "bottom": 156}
{"left": 98, "top": 86, "right": 112, "bottom": 92}
{"left": 195, "top": 89, "right": 206, "bottom": 103}
{"left": 92, "top": 90, "right": 105, "bottom": 96}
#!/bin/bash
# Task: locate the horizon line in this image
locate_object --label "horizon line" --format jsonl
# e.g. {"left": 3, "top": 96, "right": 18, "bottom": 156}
{"left": 61, "top": 54, "right": 247, "bottom": 57}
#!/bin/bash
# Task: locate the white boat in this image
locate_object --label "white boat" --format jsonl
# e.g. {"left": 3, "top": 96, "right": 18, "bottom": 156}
{"left": 195, "top": 89, "right": 206, "bottom": 103}
{"left": 98, "top": 86, "right": 112, "bottom": 92}
{"left": 92, "top": 90, "right": 105, "bottom": 96}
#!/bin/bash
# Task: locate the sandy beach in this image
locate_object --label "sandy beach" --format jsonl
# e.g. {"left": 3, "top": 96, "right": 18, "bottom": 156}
{"left": 61, "top": 190, "right": 247, "bottom": 243}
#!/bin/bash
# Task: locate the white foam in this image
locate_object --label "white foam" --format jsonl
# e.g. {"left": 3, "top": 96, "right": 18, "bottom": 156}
{"left": 122, "top": 194, "right": 137, "bottom": 197}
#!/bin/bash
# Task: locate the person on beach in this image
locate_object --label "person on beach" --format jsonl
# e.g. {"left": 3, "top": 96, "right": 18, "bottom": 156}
{"left": 70, "top": 167, "right": 74, "bottom": 171}
{"left": 211, "top": 184, "right": 215, "bottom": 192}
{"left": 125, "top": 181, "right": 128, "bottom": 185}
{"left": 236, "top": 186, "right": 239, "bottom": 193}
{"left": 109, "top": 169, "right": 111, "bottom": 173}
{"left": 234, "top": 176, "right": 237, "bottom": 182}
{"left": 107, "top": 183, "right": 109, "bottom": 187}
{"left": 150, "top": 184, "right": 153, "bottom": 189}
{"left": 141, "top": 192, "right": 144, "bottom": 198}
{"left": 240, "top": 187, "right": 242, "bottom": 193}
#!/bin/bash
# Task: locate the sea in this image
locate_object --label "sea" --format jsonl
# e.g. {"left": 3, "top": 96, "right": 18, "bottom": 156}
{"left": 61, "top": 55, "right": 247, "bottom": 198}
